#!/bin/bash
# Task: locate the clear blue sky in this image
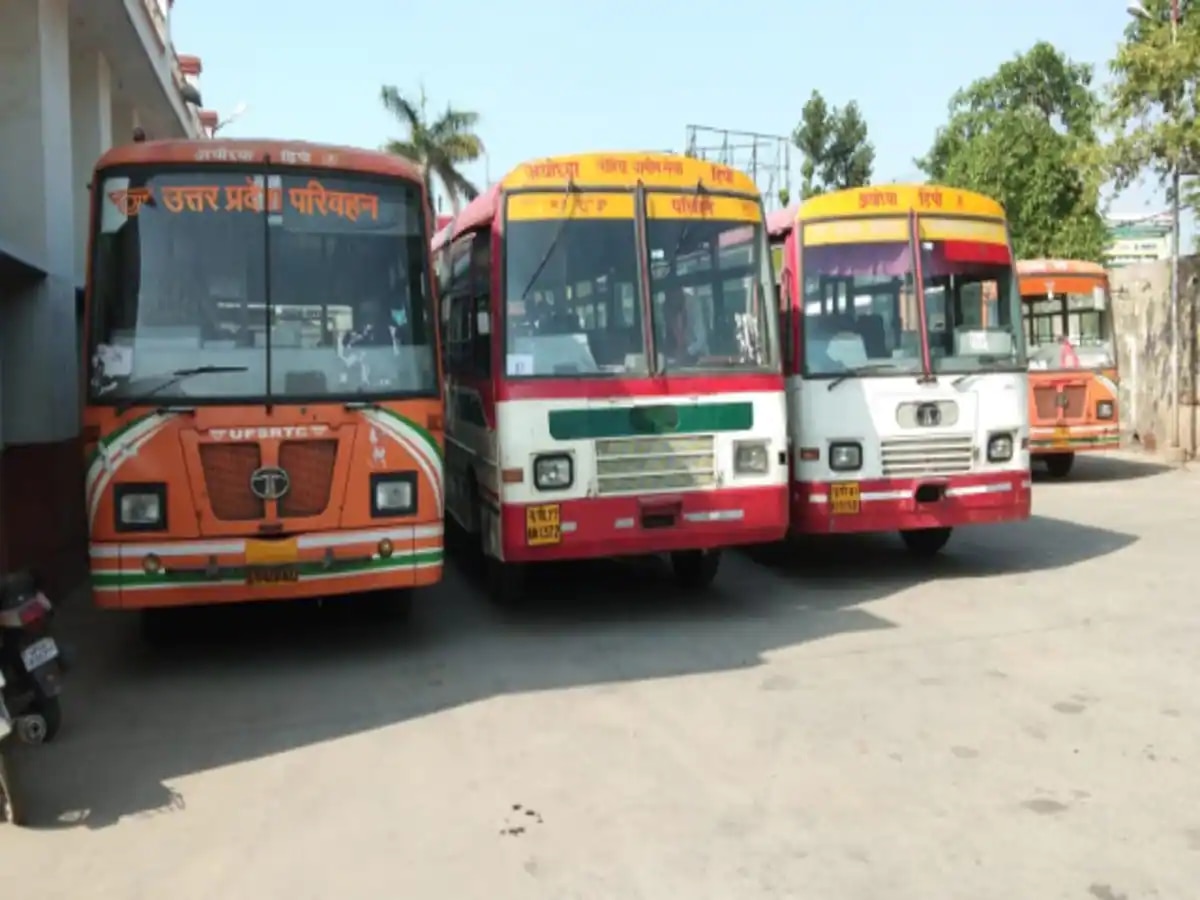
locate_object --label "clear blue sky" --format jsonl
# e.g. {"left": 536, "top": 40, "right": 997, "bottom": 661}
{"left": 172, "top": 0, "right": 1187, "bottom": 234}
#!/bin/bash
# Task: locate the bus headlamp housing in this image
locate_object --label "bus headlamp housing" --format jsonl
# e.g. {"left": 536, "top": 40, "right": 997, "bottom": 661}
{"left": 371, "top": 472, "right": 417, "bottom": 517}
{"left": 1096, "top": 400, "right": 1114, "bottom": 420}
{"left": 534, "top": 454, "right": 573, "bottom": 491}
{"left": 828, "top": 442, "right": 862, "bottom": 472}
{"left": 987, "top": 432, "right": 1015, "bottom": 462}
{"left": 733, "top": 440, "right": 770, "bottom": 475}
{"left": 115, "top": 483, "right": 167, "bottom": 532}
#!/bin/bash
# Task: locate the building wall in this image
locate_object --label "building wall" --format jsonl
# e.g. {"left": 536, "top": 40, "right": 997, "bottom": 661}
{"left": 1110, "top": 255, "right": 1200, "bottom": 458}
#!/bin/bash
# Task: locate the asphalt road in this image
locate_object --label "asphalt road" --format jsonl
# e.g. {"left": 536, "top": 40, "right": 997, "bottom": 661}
{"left": 2, "top": 453, "right": 1198, "bottom": 899}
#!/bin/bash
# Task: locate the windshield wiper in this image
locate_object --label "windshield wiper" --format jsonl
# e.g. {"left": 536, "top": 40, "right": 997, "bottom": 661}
{"left": 114, "top": 365, "right": 249, "bottom": 414}
{"left": 666, "top": 179, "right": 707, "bottom": 274}
{"left": 519, "top": 179, "right": 578, "bottom": 302}
{"left": 826, "top": 362, "right": 904, "bottom": 392}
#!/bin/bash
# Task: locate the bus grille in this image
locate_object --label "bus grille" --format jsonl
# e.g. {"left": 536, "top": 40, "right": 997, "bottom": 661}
{"left": 278, "top": 440, "right": 338, "bottom": 517}
{"left": 880, "top": 435, "right": 974, "bottom": 477}
{"left": 198, "top": 443, "right": 264, "bottom": 520}
{"left": 594, "top": 435, "right": 716, "bottom": 495}
{"left": 1033, "top": 386, "right": 1059, "bottom": 420}
{"left": 1063, "top": 385, "right": 1087, "bottom": 418}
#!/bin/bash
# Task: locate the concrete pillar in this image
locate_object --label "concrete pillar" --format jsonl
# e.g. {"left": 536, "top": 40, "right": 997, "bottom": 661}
{"left": 70, "top": 48, "right": 112, "bottom": 287}
{"left": 0, "top": 0, "right": 87, "bottom": 589}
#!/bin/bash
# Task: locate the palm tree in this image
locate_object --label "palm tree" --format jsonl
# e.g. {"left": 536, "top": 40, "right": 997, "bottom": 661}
{"left": 380, "top": 84, "right": 485, "bottom": 215}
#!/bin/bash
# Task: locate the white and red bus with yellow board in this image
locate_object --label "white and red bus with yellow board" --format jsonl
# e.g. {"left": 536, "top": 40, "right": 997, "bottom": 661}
{"left": 767, "top": 184, "right": 1031, "bottom": 556}
{"left": 431, "top": 151, "right": 788, "bottom": 601}
{"left": 1017, "top": 259, "right": 1119, "bottom": 477}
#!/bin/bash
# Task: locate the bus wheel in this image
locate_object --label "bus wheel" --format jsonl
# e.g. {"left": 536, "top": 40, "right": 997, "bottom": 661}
{"left": 485, "top": 557, "right": 525, "bottom": 606}
{"left": 0, "top": 747, "right": 26, "bottom": 826}
{"left": 1044, "top": 453, "right": 1075, "bottom": 479}
{"left": 899, "top": 527, "right": 952, "bottom": 558}
{"left": 139, "top": 608, "right": 179, "bottom": 645}
{"left": 363, "top": 589, "right": 413, "bottom": 622}
{"left": 670, "top": 550, "right": 722, "bottom": 590}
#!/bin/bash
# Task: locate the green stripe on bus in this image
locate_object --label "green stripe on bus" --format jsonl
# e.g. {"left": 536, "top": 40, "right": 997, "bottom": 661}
{"left": 548, "top": 402, "right": 754, "bottom": 440}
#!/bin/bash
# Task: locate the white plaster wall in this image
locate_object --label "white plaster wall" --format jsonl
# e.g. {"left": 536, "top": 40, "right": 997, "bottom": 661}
{"left": 70, "top": 47, "right": 112, "bottom": 287}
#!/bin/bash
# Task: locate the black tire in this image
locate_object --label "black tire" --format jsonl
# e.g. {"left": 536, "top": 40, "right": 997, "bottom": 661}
{"left": 140, "top": 608, "right": 179, "bottom": 645}
{"left": 1044, "top": 453, "right": 1075, "bottom": 479}
{"left": 32, "top": 695, "right": 61, "bottom": 744}
{"left": 670, "top": 549, "right": 722, "bottom": 590}
{"left": 0, "top": 746, "right": 26, "bottom": 826}
{"left": 899, "top": 527, "right": 953, "bottom": 558}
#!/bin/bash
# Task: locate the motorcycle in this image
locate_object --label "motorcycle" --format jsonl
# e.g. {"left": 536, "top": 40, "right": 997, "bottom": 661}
{"left": 0, "top": 670, "right": 26, "bottom": 825}
{"left": 0, "top": 571, "right": 66, "bottom": 743}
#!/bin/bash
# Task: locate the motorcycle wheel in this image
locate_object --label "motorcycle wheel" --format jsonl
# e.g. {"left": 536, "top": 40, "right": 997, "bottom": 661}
{"left": 0, "top": 747, "right": 25, "bottom": 826}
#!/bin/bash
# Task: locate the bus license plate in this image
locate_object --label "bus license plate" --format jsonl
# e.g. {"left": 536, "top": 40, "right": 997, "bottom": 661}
{"left": 21, "top": 637, "right": 58, "bottom": 672}
{"left": 830, "top": 482, "right": 861, "bottom": 515}
{"left": 1053, "top": 425, "right": 1070, "bottom": 446}
{"left": 246, "top": 565, "right": 299, "bottom": 585}
{"left": 526, "top": 504, "right": 561, "bottom": 546}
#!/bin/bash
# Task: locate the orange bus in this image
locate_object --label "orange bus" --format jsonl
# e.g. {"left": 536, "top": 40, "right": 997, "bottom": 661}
{"left": 1017, "top": 259, "right": 1118, "bottom": 478}
{"left": 82, "top": 140, "right": 444, "bottom": 626}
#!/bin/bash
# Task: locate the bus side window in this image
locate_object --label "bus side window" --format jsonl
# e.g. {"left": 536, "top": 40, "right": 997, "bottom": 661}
{"left": 469, "top": 230, "right": 491, "bottom": 377}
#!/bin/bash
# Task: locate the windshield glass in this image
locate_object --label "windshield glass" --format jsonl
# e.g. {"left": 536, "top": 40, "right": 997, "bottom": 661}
{"left": 644, "top": 196, "right": 778, "bottom": 372}
{"left": 1023, "top": 284, "right": 1114, "bottom": 370}
{"left": 800, "top": 237, "right": 923, "bottom": 377}
{"left": 503, "top": 192, "right": 644, "bottom": 377}
{"left": 918, "top": 235, "right": 1024, "bottom": 374}
{"left": 88, "top": 168, "right": 435, "bottom": 402}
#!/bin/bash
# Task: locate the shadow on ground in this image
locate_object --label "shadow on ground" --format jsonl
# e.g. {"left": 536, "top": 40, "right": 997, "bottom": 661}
{"left": 1031, "top": 452, "right": 1173, "bottom": 484}
{"left": 19, "top": 499, "right": 1137, "bottom": 831}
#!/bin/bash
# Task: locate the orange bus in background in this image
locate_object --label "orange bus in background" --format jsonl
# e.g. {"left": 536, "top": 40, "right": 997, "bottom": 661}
{"left": 1017, "top": 259, "right": 1119, "bottom": 478}
{"left": 83, "top": 140, "right": 444, "bottom": 628}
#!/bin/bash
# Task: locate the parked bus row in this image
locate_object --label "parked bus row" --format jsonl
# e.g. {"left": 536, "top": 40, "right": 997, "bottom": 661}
{"left": 76, "top": 139, "right": 1118, "bottom": 630}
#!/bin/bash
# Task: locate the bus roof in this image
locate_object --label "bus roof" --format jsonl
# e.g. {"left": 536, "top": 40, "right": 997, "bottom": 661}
{"left": 797, "top": 184, "right": 1005, "bottom": 221}
{"left": 433, "top": 152, "right": 762, "bottom": 249}
{"left": 1016, "top": 259, "right": 1107, "bottom": 277}
{"left": 93, "top": 138, "right": 425, "bottom": 182}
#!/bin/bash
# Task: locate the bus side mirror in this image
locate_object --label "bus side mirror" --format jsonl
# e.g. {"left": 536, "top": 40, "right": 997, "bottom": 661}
{"left": 476, "top": 310, "right": 491, "bottom": 335}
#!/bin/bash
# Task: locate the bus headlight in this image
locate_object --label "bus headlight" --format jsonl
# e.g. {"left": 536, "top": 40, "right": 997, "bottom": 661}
{"left": 115, "top": 483, "right": 166, "bottom": 531}
{"left": 534, "top": 454, "right": 573, "bottom": 491}
{"left": 371, "top": 472, "right": 417, "bottom": 516}
{"left": 987, "top": 433, "right": 1015, "bottom": 462}
{"left": 1096, "top": 400, "right": 1114, "bottom": 420}
{"left": 828, "top": 442, "right": 862, "bottom": 472}
{"left": 733, "top": 440, "right": 770, "bottom": 475}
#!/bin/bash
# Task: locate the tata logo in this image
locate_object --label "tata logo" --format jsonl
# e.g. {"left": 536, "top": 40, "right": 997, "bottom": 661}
{"left": 915, "top": 403, "right": 941, "bottom": 427}
{"left": 249, "top": 467, "right": 290, "bottom": 501}
{"left": 208, "top": 425, "right": 329, "bottom": 441}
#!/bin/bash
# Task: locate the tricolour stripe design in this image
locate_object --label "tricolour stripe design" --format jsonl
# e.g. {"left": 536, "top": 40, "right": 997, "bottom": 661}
{"left": 360, "top": 408, "right": 444, "bottom": 513}
{"left": 86, "top": 412, "right": 178, "bottom": 526}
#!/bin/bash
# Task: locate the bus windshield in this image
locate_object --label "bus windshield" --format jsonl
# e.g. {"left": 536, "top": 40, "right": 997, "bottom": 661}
{"left": 644, "top": 213, "right": 777, "bottom": 372}
{"left": 1023, "top": 283, "right": 1114, "bottom": 370}
{"left": 800, "top": 239, "right": 924, "bottom": 377}
{"left": 88, "top": 168, "right": 436, "bottom": 403}
{"left": 503, "top": 195, "right": 644, "bottom": 377}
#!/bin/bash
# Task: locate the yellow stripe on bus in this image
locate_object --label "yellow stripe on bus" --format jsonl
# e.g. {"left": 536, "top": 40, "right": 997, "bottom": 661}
{"left": 918, "top": 217, "right": 1009, "bottom": 246}
{"left": 501, "top": 152, "right": 759, "bottom": 194}
{"left": 506, "top": 192, "right": 635, "bottom": 221}
{"left": 798, "top": 184, "right": 1005, "bottom": 221}
{"left": 645, "top": 194, "right": 761, "bottom": 222}
{"left": 803, "top": 217, "right": 909, "bottom": 246}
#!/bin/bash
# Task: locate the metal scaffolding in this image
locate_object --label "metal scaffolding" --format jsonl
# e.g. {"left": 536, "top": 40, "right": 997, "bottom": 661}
{"left": 684, "top": 125, "right": 792, "bottom": 210}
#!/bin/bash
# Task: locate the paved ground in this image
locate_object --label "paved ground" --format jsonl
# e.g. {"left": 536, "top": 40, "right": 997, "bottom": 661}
{"left": 2, "top": 452, "right": 1198, "bottom": 899}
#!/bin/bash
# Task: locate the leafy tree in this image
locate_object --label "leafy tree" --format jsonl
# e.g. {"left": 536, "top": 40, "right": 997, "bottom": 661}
{"left": 1105, "top": 0, "right": 1200, "bottom": 248}
{"left": 380, "top": 84, "right": 485, "bottom": 214}
{"left": 917, "top": 42, "right": 1107, "bottom": 261}
{"left": 791, "top": 90, "right": 874, "bottom": 198}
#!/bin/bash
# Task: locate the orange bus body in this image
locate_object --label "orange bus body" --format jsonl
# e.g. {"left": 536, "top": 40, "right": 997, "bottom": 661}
{"left": 83, "top": 140, "right": 444, "bottom": 610}
{"left": 1017, "top": 259, "right": 1119, "bottom": 471}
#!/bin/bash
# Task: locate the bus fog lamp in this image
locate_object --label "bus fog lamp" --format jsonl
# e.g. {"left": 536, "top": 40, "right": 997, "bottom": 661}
{"left": 829, "top": 442, "right": 862, "bottom": 472}
{"left": 142, "top": 553, "right": 162, "bottom": 574}
{"left": 987, "top": 433, "right": 1014, "bottom": 462}
{"left": 733, "top": 440, "right": 769, "bottom": 475}
{"left": 534, "top": 454, "right": 573, "bottom": 490}
{"left": 1097, "top": 401, "right": 1114, "bottom": 420}
{"left": 378, "top": 537, "right": 394, "bottom": 558}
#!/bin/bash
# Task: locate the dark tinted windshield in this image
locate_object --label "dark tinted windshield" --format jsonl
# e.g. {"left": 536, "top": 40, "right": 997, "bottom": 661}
{"left": 88, "top": 169, "right": 435, "bottom": 402}
{"left": 644, "top": 195, "right": 777, "bottom": 372}
{"left": 503, "top": 192, "right": 644, "bottom": 376}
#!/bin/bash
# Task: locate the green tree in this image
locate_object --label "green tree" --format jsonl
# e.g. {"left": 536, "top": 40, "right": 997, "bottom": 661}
{"left": 1105, "top": 0, "right": 1200, "bottom": 248}
{"left": 791, "top": 90, "right": 874, "bottom": 199}
{"left": 379, "top": 84, "right": 485, "bottom": 214}
{"left": 917, "top": 42, "right": 1107, "bottom": 261}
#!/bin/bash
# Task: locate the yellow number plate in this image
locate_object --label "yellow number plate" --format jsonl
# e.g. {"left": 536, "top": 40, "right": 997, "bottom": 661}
{"left": 830, "top": 482, "right": 860, "bottom": 515}
{"left": 1053, "top": 425, "right": 1071, "bottom": 446}
{"left": 246, "top": 538, "right": 299, "bottom": 565}
{"left": 525, "top": 504, "right": 561, "bottom": 546}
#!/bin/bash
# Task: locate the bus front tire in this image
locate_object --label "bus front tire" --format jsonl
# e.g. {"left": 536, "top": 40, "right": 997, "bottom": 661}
{"left": 1044, "top": 453, "right": 1075, "bottom": 479}
{"left": 899, "top": 527, "right": 952, "bottom": 558}
{"left": 485, "top": 557, "right": 525, "bottom": 607}
{"left": 670, "top": 549, "right": 722, "bottom": 590}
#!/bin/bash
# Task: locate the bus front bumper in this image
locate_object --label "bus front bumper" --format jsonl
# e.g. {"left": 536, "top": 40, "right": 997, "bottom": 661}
{"left": 499, "top": 485, "right": 788, "bottom": 563}
{"left": 1030, "top": 424, "right": 1120, "bottom": 454}
{"left": 791, "top": 471, "right": 1031, "bottom": 535}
